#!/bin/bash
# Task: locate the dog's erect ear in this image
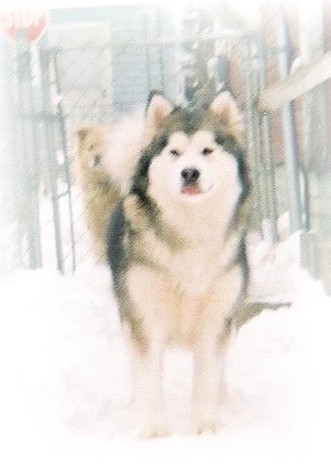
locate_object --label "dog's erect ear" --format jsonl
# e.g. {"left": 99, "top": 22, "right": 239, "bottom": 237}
{"left": 76, "top": 127, "right": 92, "bottom": 143}
{"left": 209, "top": 91, "right": 244, "bottom": 138}
{"left": 145, "top": 92, "right": 174, "bottom": 142}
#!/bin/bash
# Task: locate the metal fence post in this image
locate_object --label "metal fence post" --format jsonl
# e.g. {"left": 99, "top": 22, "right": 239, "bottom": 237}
{"left": 259, "top": 38, "right": 279, "bottom": 242}
{"left": 244, "top": 38, "right": 264, "bottom": 234}
{"left": 15, "top": 32, "right": 43, "bottom": 270}
{"left": 277, "top": 12, "right": 303, "bottom": 233}
{"left": 40, "top": 50, "right": 65, "bottom": 274}
{"left": 52, "top": 53, "right": 77, "bottom": 273}
{"left": 0, "top": 39, "right": 21, "bottom": 275}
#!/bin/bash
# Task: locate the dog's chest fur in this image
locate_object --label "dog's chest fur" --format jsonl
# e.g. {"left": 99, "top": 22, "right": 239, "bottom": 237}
{"left": 126, "top": 191, "right": 238, "bottom": 285}
{"left": 139, "top": 226, "right": 236, "bottom": 296}
{"left": 122, "top": 194, "right": 244, "bottom": 346}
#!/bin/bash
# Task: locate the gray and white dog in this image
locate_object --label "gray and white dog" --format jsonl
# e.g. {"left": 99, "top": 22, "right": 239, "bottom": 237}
{"left": 107, "top": 91, "right": 251, "bottom": 438}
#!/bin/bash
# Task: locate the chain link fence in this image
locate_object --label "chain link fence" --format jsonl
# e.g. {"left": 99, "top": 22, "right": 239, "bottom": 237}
{"left": 0, "top": 12, "right": 253, "bottom": 276}
{"left": 1, "top": 4, "right": 330, "bottom": 289}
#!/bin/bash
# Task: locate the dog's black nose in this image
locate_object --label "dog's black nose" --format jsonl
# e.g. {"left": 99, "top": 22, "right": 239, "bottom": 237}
{"left": 181, "top": 168, "right": 200, "bottom": 185}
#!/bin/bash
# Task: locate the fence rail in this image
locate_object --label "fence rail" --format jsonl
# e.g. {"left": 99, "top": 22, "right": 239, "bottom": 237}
{"left": 258, "top": 49, "right": 331, "bottom": 112}
{"left": 256, "top": 44, "right": 331, "bottom": 291}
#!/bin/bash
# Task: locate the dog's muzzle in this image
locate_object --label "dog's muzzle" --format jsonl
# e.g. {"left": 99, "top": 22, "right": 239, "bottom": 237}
{"left": 181, "top": 167, "right": 202, "bottom": 196}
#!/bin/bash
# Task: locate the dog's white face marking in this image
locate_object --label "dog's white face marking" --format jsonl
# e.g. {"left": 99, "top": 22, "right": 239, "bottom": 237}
{"left": 149, "top": 130, "right": 241, "bottom": 205}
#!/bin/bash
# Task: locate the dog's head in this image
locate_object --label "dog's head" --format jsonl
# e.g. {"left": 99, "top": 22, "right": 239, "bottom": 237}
{"left": 133, "top": 92, "right": 249, "bottom": 208}
{"left": 76, "top": 127, "right": 109, "bottom": 182}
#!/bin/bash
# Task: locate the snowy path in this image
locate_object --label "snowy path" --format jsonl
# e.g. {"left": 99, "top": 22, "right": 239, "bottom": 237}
{"left": 1, "top": 234, "right": 331, "bottom": 471}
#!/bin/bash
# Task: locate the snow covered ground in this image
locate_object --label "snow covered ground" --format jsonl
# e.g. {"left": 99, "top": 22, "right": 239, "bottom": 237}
{"left": 1, "top": 230, "right": 331, "bottom": 471}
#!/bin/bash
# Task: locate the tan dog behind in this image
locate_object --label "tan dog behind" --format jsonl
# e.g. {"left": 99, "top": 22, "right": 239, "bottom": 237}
{"left": 76, "top": 126, "right": 120, "bottom": 263}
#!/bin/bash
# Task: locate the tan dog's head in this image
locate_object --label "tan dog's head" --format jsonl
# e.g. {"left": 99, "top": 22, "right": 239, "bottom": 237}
{"left": 76, "top": 127, "right": 110, "bottom": 184}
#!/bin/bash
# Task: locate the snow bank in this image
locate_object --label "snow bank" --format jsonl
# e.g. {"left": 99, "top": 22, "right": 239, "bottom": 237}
{"left": 1, "top": 235, "right": 331, "bottom": 471}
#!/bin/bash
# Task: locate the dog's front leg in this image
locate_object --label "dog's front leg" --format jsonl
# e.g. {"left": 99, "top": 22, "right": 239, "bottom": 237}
{"left": 192, "top": 334, "right": 225, "bottom": 435}
{"left": 130, "top": 333, "right": 167, "bottom": 439}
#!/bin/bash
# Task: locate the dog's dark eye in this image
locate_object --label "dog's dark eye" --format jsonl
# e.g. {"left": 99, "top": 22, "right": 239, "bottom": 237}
{"left": 201, "top": 147, "right": 214, "bottom": 156}
{"left": 170, "top": 149, "right": 181, "bottom": 157}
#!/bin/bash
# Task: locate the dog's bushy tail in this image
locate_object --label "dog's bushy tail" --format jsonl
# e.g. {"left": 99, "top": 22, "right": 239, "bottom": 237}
{"left": 103, "top": 110, "right": 146, "bottom": 196}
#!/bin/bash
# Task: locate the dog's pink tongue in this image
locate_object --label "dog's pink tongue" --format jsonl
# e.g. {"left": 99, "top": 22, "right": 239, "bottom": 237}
{"left": 182, "top": 186, "right": 201, "bottom": 196}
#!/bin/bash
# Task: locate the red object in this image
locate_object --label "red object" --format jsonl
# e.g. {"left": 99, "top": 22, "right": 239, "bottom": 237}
{"left": 0, "top": 7, "right": 48, "bottom": 43}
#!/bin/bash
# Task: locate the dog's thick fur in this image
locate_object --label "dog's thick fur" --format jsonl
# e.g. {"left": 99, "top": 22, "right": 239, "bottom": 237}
{"left": 107, "top": 92, "right": 250, "bottom": 437}
{"left": 76, "top": 126, "right": 121, "bottom": 263}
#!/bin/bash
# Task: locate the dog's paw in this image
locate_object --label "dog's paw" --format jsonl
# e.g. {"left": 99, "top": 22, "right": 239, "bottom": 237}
{"left": 193, "top": 421, "right": 218, "bottom": 435}
{"left": 136, "top": 423, "right": 169, "bottom": 440}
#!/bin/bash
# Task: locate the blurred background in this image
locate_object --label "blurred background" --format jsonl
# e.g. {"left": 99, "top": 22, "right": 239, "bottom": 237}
{"left": 0, "top": 0, "right": 330, "bottom": 292}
